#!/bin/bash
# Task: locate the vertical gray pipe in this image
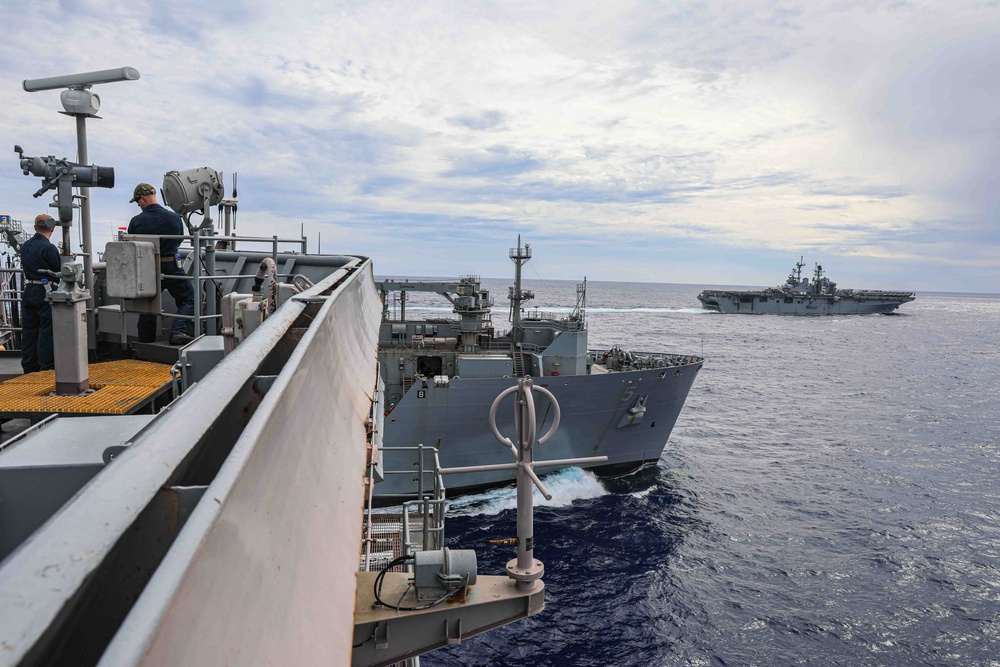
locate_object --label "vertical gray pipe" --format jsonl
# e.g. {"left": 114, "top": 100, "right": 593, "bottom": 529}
{"left": 192, "top": 232, "right": 202, "bottom": 336}
{"left": 75, "top": 115, "right": 96, "bottom": 350}
{"left": 204, "top": 231, "right": 217, "bottom": 335}
{"left": 515, "top": 378, "right": 536, "bottom": 588}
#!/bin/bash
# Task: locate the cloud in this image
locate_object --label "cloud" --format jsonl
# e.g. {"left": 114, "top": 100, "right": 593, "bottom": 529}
{"left": 442, "top": 145, "right": 543, "bottom": 178}
{"left": 1, "top": 0, "right": 999, "bottom": 291}
{"left": 447, "top": 110, "right": 507, "bottom": 131}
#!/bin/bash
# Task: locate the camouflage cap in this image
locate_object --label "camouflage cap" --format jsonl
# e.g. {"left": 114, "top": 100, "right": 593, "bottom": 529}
{"left": 33, "top": 213, "right": 56, "bottom": 229}
{"left": 130, "top": 183, "right": 156, "bottom": 203}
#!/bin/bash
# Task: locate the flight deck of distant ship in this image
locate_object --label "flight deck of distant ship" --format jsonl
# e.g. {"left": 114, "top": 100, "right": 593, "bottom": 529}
{"left": 698, "top": 257, "right": 915, "bottom": 315}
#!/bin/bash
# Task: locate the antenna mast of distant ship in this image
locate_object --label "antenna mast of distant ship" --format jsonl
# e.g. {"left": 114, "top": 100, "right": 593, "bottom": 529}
{"left": 508, "top": 235, "right": 533, "bottom": 343}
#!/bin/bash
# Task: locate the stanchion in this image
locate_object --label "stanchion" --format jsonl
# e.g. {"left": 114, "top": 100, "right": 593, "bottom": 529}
{"left": 440, "top": 377, "right": 608, "bottom": 590}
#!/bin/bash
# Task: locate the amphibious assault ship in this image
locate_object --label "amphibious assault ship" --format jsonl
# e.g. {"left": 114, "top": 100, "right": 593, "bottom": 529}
{"left": 698, "top": 257, "right": 915, "bottom": 315}
{"left": 374, "top": 238, "right": 704, "bottom": 498}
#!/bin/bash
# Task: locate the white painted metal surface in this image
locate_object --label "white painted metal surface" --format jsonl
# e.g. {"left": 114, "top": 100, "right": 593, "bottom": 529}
{"left": 101, "top": 264, "right": 382, "bottom": 665}
{"left": 0, "top": 259, "right": 382, "bottom": 666}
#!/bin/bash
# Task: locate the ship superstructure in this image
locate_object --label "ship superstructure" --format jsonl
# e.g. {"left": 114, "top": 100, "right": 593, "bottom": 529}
{"left": 698, "top": 257, "right": 915, "bottom": 315}
{"left": 374, "top": 237, "right": 704, "bottom": 498}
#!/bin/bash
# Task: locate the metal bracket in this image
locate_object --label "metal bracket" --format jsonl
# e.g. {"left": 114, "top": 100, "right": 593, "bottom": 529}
{"left": 375, "top": 622, "right": 389, "bottom": 650}
{"left": 445, "top": 618, "right": 462, "bottom": 645}
{"left": 102, "top": 445, "right": 128, "bottom": 464}
{"left": 353, "top": 573, "right": 544, "bottom": 667}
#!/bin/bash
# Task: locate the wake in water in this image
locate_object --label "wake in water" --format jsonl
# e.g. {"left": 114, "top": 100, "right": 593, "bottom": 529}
{"left": 444, "top": 464, "right": 689, "bottom": 517}
{"left": 445, "top": 467, "right": 608, "bottom": 517}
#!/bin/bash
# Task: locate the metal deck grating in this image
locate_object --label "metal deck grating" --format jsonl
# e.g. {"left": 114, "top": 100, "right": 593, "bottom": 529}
{"left": 362, "top": 514, "right": 405, "bottom": 572}
{"left": 0, "top": 360, "right": 173, "bottom": 416}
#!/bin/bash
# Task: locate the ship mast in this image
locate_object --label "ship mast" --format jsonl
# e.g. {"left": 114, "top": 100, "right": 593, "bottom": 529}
{"left": 571, "top": 277, "right": 587, "bottom": 322}
{"left": 508, "top": 235, "right": 534, "bottom": 344}
{"left": 812, "top": 263, "right": 824, "bottom": 295}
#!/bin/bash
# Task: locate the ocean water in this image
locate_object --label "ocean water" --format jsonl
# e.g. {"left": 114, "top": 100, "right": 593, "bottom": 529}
{"left": 416, "top": 280, "right": 1000, "bottom": 667}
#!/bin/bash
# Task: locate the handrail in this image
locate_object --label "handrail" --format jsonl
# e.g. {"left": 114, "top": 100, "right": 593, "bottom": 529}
{"left": 366, "top": 444, "right": 448, "bottom": 571}
{"left": 589, "top": 348, "right": 704, "bottom": 371}
{"left": 120, "top": 232, "right": 306, "bottom": 250}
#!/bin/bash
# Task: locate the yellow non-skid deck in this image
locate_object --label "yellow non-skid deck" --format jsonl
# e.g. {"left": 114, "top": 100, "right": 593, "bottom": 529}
{"left": 0, "top": 360, "right": 173, "bottom": 416}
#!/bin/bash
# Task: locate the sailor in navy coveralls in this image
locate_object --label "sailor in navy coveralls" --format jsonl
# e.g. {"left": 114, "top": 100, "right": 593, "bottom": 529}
{"left": 126, "top": 183, "right": 194, "bottom": 345}
{"left": 19, "top": 214, "right": 62, "bottom": 373}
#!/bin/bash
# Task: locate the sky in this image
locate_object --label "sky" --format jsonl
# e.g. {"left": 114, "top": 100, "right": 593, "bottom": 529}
{"left": 1, "top": 0, "right": 998, "bottom": 293}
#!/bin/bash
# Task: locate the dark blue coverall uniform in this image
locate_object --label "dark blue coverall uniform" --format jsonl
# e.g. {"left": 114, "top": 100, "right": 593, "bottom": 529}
{"left": 127, "top": 203, "right": 194, "bottom": 343}
{"left": 20, "top": 232, "right": 61, "bottom": 373}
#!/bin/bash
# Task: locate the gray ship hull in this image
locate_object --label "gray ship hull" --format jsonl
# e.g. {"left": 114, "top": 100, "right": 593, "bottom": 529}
{"left": 377, "top": 360, "right": 702, "bottom": 497}
{"left": 698, "top": 291, "right": 914, "bottom": 315}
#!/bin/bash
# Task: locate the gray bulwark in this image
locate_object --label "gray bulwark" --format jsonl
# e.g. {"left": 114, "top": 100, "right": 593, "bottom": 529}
{"left": 0, "top": 257, "right": 382, "bottom": 666}
{"left": 0, "top": 415, "right": 154, "bottom": 560}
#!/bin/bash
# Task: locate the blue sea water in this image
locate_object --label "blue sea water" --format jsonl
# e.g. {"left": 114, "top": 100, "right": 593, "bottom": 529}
{"left": 418, "top": 280, "right": 1000, "bottom": 667}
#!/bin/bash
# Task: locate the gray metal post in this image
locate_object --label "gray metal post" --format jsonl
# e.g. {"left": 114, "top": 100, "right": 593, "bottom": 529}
{"left": 439, "top": 378, "right": 607, "bottom": 592}
{"left": 204, "top": 230, "right": 217, "bottom": 335}
{"left": 75, "top": 114, "right": 96, "bottom": 349}
{"left": 222, "top": 202, "right": 236, "bottom": 251}
{"left": 47, "top": 264, "right": 90, "bottom": 394}
{"left": 416, "top": 443, "right": 425, "bottom": 499}
{"left": 192, "top": 232, "right": 202, "bottom": 336}
{"left": 514, "top": 380, "right": 535, "bottom": 581}
{"left": 416, "top": 443, "right": 429, "bottom": 553}
{"left": 508, "top": 378, "right": 540, "bottom": 589}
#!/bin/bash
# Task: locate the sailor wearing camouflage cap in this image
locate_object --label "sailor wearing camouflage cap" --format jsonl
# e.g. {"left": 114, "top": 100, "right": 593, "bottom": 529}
{"left": 127, "top": 182, "right": 194, "bottom": 345}
{"left": 129, "top": 183, "right": 157, "bottom": 204}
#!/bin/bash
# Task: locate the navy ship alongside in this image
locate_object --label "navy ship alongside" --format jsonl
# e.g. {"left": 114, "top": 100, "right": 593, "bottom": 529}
{"left": 698, "top": 257, "right": 915, "bottom": 315}
{"left": 374, "top": 238, "right": 704, "bottom": 498}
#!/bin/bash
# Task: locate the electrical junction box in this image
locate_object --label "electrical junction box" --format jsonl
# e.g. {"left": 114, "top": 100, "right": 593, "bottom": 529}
{"left": 413, "top": 548, "right": 478, "bottom": 601}
{"left": 105, "top": 241, "right": 159, "bottom": 298}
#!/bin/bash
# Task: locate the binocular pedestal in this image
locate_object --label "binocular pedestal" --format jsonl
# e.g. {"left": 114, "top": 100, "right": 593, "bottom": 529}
{"left": 46, "top": 265, "right": 91, "bottom": 395}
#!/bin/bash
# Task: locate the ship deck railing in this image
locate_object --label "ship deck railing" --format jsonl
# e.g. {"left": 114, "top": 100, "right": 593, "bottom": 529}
{"left": 121, "top": 231, "right": 309, "bottom": 338}
{"left": 362, "top": 444, "right": 447, "bottom": 574}
{"left": 482, "top": 341, "right": 542, "bottom": 355}
{"left": 521, "top": 310, "right": 586, "bottom": 330}
{"left": 843, "top": 290, "right": 917, "bottom": 299}
{"left": 0, "top": 232, "right": 314, "bottom": 351}
{"left": 378, "top": 339, "right": 547, "bottom": 356}
{"left": 589, "top": 348, "right": 703, "bottom": 371}
{"left": 702, "top": 287, "right": 915, "bottom": 300}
